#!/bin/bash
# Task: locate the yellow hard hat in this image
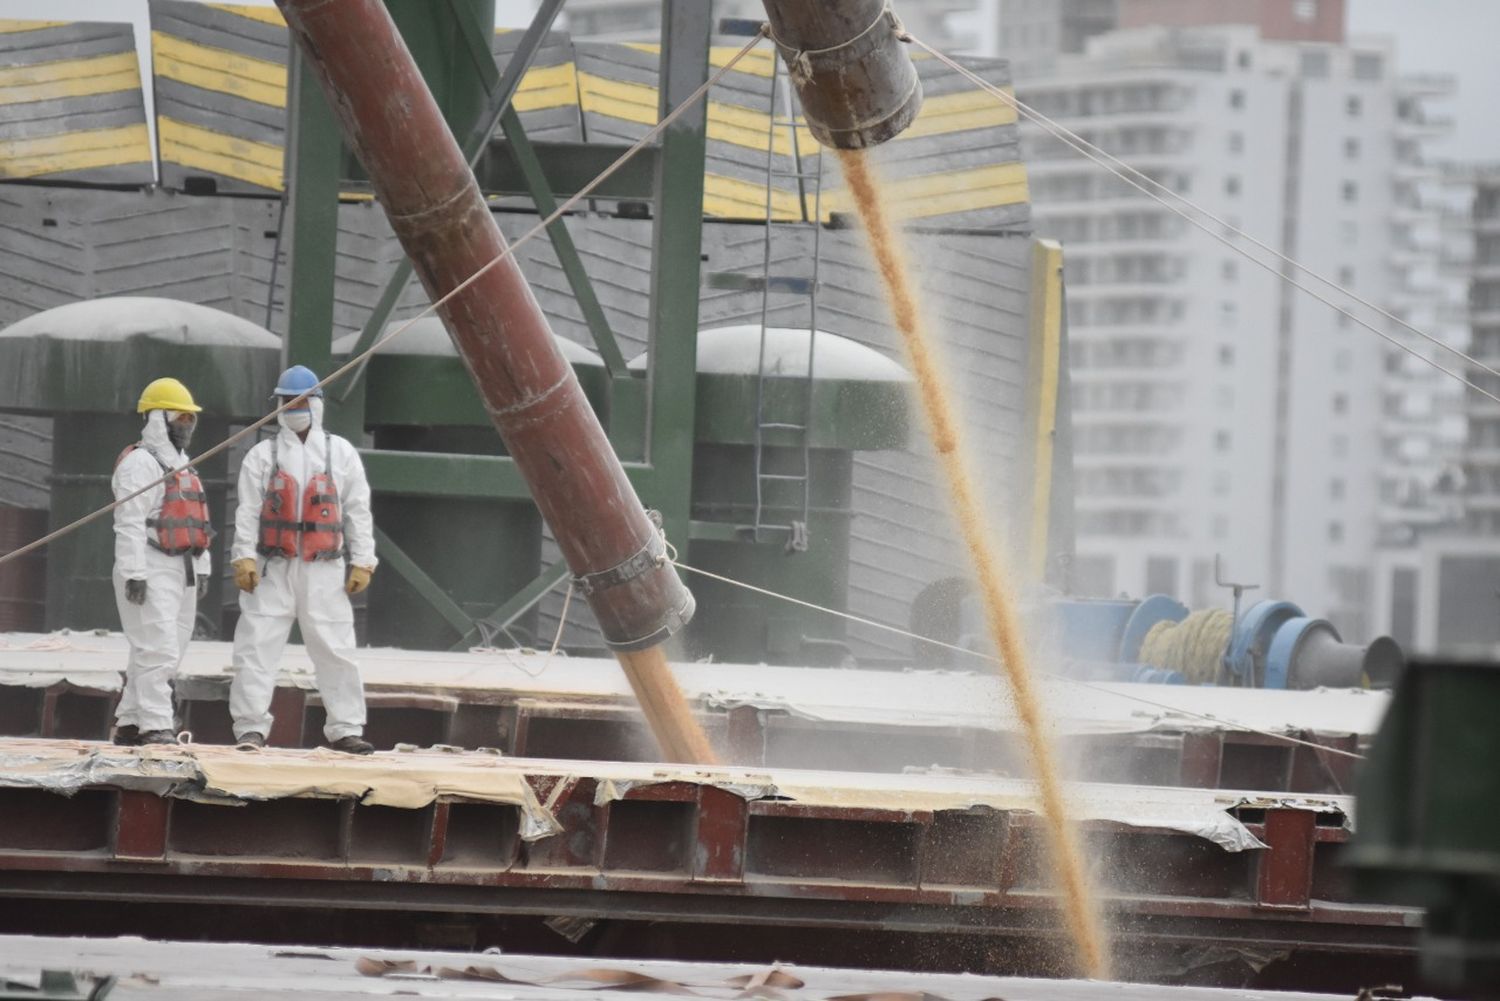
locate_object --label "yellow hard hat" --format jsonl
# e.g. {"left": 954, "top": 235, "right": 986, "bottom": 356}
{"left": 136, "top": 377, "right": 202, "bottom": 414}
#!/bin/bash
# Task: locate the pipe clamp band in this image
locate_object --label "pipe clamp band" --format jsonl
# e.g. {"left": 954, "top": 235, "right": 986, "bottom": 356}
{"left": 769, "top": 3, "right": 900, "bottom": 84}
{"left": 572, "top": 532, "right": 666, "bottom": 598}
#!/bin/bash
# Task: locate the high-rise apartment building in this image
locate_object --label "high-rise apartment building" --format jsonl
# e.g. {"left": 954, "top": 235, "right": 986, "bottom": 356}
{"left": 1461, "top": 168, "right": 1500, "bottom": 534}
{"left": 1022, "top": 23, "right": 1451, "bottom": 638}
{"left": 1370, "top": 165, "right": 1500, "bottom": 656}
{"left": 993, "top": 0, "right": 1345, "bottom": 85}
{"left": 994, "top": 0, "right": 1119, "bottom": 80}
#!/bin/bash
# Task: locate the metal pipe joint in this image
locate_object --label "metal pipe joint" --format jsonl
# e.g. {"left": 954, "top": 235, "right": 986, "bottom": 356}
{"left": 759, "top": 0, "right": 923, "bottom": 149}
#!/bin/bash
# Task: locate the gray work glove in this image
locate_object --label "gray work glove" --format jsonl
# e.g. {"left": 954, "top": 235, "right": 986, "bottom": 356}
{"left": 125, "top": 578, "right": 148, "bottom": 605}
{"left": 196, "top": 575, "right": 209, "bottom": 599}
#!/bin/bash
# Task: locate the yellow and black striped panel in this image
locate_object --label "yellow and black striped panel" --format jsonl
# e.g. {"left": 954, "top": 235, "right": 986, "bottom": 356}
{"left": 0, "top": 19, "right": 152, "bottom": 186}
{"left": 492, "top": 29, "right": 582, "bottom": 141}
{"left": 149, "top": 1, "right": 288, "bottom": 195}
{"left": 149, "top": 5, "right": 585, "bottom": 194}
{"left": 577, "top": 41, "right": 1028, "bottom": 228}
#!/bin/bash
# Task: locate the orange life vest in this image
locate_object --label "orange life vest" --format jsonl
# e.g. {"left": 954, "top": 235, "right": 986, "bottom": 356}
{"left": 256, "top": 434, "right": 345, "bottom": 562}
{"left": 114, "top": 444, "right": 214, "bottom": 557}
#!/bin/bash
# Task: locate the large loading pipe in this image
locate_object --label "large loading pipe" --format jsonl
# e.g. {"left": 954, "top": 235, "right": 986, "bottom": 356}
{"left": 759, "top": 0, "right": 923, "bottom": 149}
{"left": 274, "top": 0, "right": 710, "bottom": 762}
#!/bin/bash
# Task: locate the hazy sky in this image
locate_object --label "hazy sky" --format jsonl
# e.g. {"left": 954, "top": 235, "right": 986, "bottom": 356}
{"left": 2, "top": 0, "right": 1495, "bottom": 162}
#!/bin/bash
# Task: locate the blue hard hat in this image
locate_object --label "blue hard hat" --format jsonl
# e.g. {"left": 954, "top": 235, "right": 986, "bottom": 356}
{"left": 271, "top": 364, "right": 323, "bottom": 402}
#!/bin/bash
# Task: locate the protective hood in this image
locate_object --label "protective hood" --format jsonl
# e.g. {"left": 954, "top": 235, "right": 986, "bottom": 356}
{"left": 140, "top": 410, "right": 186, "bottom": 468}
{"left": 277, "top": 395, "right": 324, "bottom": 436}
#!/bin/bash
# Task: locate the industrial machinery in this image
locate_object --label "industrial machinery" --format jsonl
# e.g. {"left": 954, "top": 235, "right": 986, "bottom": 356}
{"left": 0, "top": 0, "right": 1432, "bottom": 994}
{"left": 966, "top": 593, "right": 1407, "bottom": 689}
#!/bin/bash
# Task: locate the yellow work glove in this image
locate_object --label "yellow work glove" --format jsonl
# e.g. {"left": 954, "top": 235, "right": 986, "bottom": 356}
{"left": 232, "top": 558, "right": 260, "bottom": 594}
{"left": 346, "top": 564, "right": 374, "bottom": 595}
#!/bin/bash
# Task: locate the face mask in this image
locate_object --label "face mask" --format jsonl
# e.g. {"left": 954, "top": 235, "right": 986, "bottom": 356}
{"left": 164, "top": 410, "right": 196, "bottom": 451}
{"left": 167, "top": 420, "right": 194, "bottom": 451}
{"left": 282, "top": 410, "right": 312, "bottom": 433}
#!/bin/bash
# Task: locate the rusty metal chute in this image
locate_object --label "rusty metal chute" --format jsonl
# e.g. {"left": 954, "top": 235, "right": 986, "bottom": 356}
{"left": 758, "top": 0, "right": 923, "bottom": 149}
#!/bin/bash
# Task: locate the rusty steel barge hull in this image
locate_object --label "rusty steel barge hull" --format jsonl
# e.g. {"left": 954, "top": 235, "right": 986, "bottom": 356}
{"left": 0, "top": 736, "right": 1415, "bottom": 989}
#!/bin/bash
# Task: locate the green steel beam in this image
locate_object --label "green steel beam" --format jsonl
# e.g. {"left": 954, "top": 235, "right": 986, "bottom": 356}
{"left": 335, "top": 0, "right": 566, "bottom": 409}
{"left": 689, "top": 519, "right": 749, "bottom": 543}
{"left": 645, "top": 0, "right": 711, "bottom": 549}
{"left": 452, "top": 560, "right": 571, "bottom": 650}
{"left": 499, "top": 105, "right": 629, "bottom": 378}
{"left": 475, "top": 141, "right": 659, "bottom": 200}
{"left": 372, "top": 524, "right": 475, "bottom": 637}
{"left": 446, "top": 0, "right": 501, "bottom": 93}
{"left": 361, "top": 449, "right": 656, "bottom": 500}
{"left": 463, "top": 0, "right": 627, "bottom": 380}
{"left": 362, "top": 450, "right": 530, "bottom": 499}
{"left": 283, "top": 50, "right": 342, "bottom": 379}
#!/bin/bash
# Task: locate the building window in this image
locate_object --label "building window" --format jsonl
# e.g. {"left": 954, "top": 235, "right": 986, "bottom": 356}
{"left": 1219, "top": 345, "right": 1235, "bottom": 366}
{"left": 1342, "top": 180, "right": 1358, "bottom": 203}
{"left": 1229, "top": 89, "right": 1245, "bottom": 110}
{"left": 1294, "top": 0, "right": 1318, "bottom": 21}
{"left": 1328, "top": 521, "right": 1344, "bottom": 543}
{"left": 1222, "top": 260, "right": 1238, "bottom": 282}
{"left": 1300, "top": 50, "right": 1329, "bottom": 78}
{"left": 1332, "top": 434, "right": 1349, "bottom": 457}
{"left": 1226, "top": 176, "right": 1242, "bottom": 197}
{"left": 1344, "top": 137, "right": 1360, "bottom": 159}
{"left": 1333, "top": 393, "right": 1348, "bottom": 414}
{"left": 1331, "top": 478, "right": 1345, "bottom": 500}
{"left": 1228, "top": 132, "right": 1244, "bottom": 154}
{"left": 1346, "top": 95, "right": 1362, "bottom": 117}
{"left": 1340, "top": 221, "right": 1358, "bottom": 242}
{"left": 1339, "top": 265, "right": 1356, "bottom": 285}
{"left": 1219, "top": 301, "right": 1238, "bottom": 327}
{"left": 1215, "top": 430, "right": 1232, "bottom": 452}
{"left": 1353, "top": 53, "right": 1384, "bottom": 81}
{"left": 1237, "top": 51, "right": 1252, "bottom": 70}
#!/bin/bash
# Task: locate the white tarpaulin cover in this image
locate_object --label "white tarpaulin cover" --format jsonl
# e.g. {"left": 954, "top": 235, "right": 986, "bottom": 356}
{"left": 0, "top": 631, "right": 1389, "bottom": 740}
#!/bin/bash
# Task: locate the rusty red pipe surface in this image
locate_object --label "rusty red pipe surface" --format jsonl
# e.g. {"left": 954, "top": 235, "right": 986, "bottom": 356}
{"left": 760, "top": 0, "right": 922, "bottom": 149}
{"left": 275, "top": 0, "right": 693, "bottom": 651}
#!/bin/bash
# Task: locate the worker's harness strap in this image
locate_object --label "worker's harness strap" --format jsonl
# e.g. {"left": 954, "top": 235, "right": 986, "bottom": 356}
{"left": 571, "top": 527, "right": 668, "bottom": 598}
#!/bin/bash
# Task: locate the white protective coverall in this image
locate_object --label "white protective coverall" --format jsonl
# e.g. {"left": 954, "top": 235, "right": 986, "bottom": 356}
{"left": 228, "top": 398, "right": 377, "bottom": 742}
{"left": 112, "top": 410, "right": 211, "bottom": 732}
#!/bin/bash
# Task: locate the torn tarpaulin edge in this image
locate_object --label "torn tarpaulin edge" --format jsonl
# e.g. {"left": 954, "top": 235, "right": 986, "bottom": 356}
{"left": 588, "top": 772, "right": 1286, "bottom": 853}
{"left": 0, "top": 741, "right": 562, "bottom": 839}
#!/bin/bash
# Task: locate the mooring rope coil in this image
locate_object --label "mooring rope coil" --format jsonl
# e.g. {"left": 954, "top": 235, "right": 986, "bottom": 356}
{"left": 1138, "top": 609, "right": 1235, "bottom": 685}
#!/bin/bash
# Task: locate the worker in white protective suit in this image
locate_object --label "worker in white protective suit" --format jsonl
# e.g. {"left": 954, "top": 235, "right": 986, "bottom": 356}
{"left": 112, "top": 378, "right": 214, "bottom": 746}
{"left": 228, "top": 365, "right": 378, "bottom": 754}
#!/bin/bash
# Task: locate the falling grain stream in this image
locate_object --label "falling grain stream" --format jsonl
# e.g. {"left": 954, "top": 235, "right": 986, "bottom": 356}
{"left": 836, "top": 148, "right": 1108, "bottom": 979}
{"left": 617, "top": 646, "right": 718, "bottom": 764}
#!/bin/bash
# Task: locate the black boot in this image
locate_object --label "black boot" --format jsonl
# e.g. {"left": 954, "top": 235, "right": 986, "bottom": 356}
{"left": 326, "top": 735, "right": 374, "bottom": 755}
{"left": 111, "top": 724, "right": 141, "bottom": 747}
{"left": 139, "top": 729, "right": 177, "bottom": 745}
